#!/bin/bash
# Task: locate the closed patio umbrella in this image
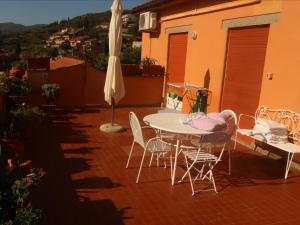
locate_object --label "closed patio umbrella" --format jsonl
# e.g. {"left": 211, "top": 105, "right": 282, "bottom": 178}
{"left": 100, "top": 0, "right": 125, "bottom": 132}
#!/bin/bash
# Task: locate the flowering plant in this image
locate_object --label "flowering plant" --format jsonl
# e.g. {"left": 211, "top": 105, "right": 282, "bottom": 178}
{"left": 0, "top": 147, "right": 45, "bottom": 225}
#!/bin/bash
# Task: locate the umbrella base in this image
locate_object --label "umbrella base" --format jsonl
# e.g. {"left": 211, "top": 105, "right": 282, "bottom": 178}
{"left": 99, "top": 123, "right": 124, "bottom": 133}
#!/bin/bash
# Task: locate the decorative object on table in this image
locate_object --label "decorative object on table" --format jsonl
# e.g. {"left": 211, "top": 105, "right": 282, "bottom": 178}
{"left": 100, "top": 0, "right": 125, "bottom": 133}
{"left": 179, "top": 112, "right": 205, "bottom": 124}
{"left": 41, "top": 83, "right": 60, "bottom": 106}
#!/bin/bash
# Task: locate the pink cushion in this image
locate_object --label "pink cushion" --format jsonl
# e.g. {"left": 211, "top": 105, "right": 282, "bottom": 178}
{"left": 188, "top": 117, "right": 227, "bottom": 132}
{"left": 207, "top": 113, "right": 227, "bottom": 123}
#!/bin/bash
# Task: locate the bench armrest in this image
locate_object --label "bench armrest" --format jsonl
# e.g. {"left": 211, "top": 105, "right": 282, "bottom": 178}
{"left": 237, "top": 114, "right": 256, "bottom": 130}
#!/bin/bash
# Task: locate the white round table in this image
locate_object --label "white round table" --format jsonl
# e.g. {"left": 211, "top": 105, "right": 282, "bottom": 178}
{"left": 143, "top": 113, "right": 211, "bottom": 185}
{"left": 143, "top": 113, "right": 209, "bottom": 135}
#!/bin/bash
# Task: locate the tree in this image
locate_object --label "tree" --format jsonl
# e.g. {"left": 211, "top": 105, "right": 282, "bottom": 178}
{"left": 60, "top": 42, "right": 71, "bottom": 51}
{"left": 83, "top": 17, "right": 90, "bottom": 30}
{"left": 48, "top": 47, "right": 59, "bottom": 59}
{"left": 14, "top": 42, "right": 22, "bottom": 58}
{"left": 0, "top": 31, "right": 3, "bottom": 46}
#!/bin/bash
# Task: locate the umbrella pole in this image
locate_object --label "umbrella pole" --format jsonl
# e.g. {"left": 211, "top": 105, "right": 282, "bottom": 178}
{"left": 100, "top": 98, "right": 123, "bottom": 132}
{"left": 111, "top": 98, "right": 115, "bottom": 125}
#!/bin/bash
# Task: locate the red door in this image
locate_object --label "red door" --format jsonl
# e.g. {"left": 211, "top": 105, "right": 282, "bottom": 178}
{"left": 221, "top": 25, "right": 270, "bottom": 117}
{"left": 167, "top": 33, "right": 188, "bottom": 83}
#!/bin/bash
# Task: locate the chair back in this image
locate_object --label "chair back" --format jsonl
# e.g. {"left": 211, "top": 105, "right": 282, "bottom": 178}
{"left": 221, "top": 109, "right": 237, "bottom": 137}
{"left": 129, "top": 112, "right": 145, "bottom": 148}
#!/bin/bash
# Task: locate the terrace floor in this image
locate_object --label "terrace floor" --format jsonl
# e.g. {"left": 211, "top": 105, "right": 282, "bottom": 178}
{"left": 26, "top": 107, "right": 300, "bottom": 225}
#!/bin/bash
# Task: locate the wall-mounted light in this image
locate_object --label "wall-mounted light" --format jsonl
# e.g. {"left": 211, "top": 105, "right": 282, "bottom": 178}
{"left": 42, "top": 72, "right": 49, "bottom": 81}
{"left": 266, "top": 72, "right": 273, "bottom": 80}
{"left": 191, "top": 31, "right": 197, "bottom": 40}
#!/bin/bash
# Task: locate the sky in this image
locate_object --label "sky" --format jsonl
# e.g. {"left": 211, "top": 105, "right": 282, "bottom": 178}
{"left": 0, "top": 0, "right": 148, "bottom": 26}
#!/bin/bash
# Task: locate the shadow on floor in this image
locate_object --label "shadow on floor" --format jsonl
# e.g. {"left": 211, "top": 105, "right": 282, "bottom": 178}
{"left": 25, "top": 112, "right": 126, "bottom": 225}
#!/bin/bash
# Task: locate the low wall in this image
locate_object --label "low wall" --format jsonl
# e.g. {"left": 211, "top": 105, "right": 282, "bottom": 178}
{"left": 84, "top": 64, "right": 164, "bottom": 106}
{"left": 27, "top": 63, "right": 164, "bottom": 108}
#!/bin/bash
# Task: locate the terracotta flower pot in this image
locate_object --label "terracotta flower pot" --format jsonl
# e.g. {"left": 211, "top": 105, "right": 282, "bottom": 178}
{"left": 9, "top": 67, "right": 25, "bottom": 77}
{"left": 142, "top": 65, "right": 164, "bottom": 76}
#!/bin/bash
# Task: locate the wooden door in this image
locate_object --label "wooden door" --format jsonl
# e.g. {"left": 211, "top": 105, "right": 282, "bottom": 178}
{"left": 221, "top": 25, "right": 270, "bottom": 117}
{"left": 167, "top": 33, "right": 188, "bottom": 83}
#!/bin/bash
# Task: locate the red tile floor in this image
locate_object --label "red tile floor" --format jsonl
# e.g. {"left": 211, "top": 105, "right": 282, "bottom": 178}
{"left": 25, "top": 107, "right": 300, "bottom": 225}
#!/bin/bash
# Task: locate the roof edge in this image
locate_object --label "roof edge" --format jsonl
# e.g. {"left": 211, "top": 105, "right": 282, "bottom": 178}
{"left": 132, "top": 0, "right": 170, "bottom": 13}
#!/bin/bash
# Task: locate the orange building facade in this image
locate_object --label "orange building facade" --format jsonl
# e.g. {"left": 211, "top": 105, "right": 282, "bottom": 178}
{"left": 135, "top": 0, "right": 300, "bottom": 115}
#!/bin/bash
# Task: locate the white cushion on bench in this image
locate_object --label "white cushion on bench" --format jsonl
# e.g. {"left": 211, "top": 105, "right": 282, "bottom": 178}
{"left": 253, "top": 118, "right": 288, "bottom": 144}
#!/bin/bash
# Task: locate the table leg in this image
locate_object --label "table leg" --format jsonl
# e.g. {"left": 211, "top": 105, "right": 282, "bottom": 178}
{"left": 172, "top": 138, "right": 180, "bottom": 185}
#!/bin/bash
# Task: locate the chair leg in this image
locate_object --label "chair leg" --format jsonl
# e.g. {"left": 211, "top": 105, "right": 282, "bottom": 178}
{"left": 169, "top": 152, "right": 173, "bottom": 181}
{"left": 228, "top": 148, "right": 231, "bottom": 175}
{"left": 126, "top": 142, "right": 135, "bottom": 168}
{"left": 234, "top": 131, "right": 237, "bottom": 150}
{"left": 285, "top": 152, "right": 294, "bottom": 179}
{"left": 183, "top": 154, "right": 195, "bottom": 195}
{"left": 209, "top": 169, "right": 217, "bottom": 193}
{"left": 179, "top": 155, "right": 198, "bottom": 182}
{"left": 136, "top": 150, "right": 147, "bottom": 183}
{"left": 149, "top": 153, "right": 154, "bottom": 167}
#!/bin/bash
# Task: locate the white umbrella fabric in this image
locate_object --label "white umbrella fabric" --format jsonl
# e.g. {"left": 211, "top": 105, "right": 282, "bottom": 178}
{"left": 100, "top": 0, "right": 125, "bottom": 133}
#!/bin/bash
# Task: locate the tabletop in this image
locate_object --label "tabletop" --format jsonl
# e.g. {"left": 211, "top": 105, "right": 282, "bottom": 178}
{"left": 143, "top": 113, "right": 211, "bottom": 135}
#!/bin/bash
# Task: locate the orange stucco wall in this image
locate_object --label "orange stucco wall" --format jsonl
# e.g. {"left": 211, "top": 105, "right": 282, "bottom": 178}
{"left": 27, "top": 63, "right": 164, "bottom": 107}
{"left": 141, "top": 0, "right": 300, "bottom": 113}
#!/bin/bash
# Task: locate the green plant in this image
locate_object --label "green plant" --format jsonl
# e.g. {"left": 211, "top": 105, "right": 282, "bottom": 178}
{"left": 0, "top": 72, "right": 9, "bottom": 94}
{"left": 0, "top": 120, "right": 16, "bottom": 140}
{"left": 141, "top": 57, "right": 156, "bottom": 67}
{"left": 11, "top": 61, "right": 26, "bottom": 71}
{"left": 11, "top": 105, "right": 46, "bottom": 125}
{"left": 8, "top": 76, "right": 32, "bottom": 97}
{"left": 0, "top": 148, "right": 44, "bottom": 225}
{"left": 93, "top": 54, "right": 109, "bottom": 71}
{"left": 121, "top": 47, "right": 141, "bottom": 65}
{"left": 41, "top": 83, "right": 60, "bottom": 104}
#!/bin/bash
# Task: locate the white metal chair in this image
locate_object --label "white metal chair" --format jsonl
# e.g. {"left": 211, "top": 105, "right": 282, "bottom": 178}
{"left": 189, "top": 110, "right": 237, "bottom": 174}
{"left": 126, "top": 112, "right": 173, "bottom": 183}
{"left": 180, "top": 110, "right": 237, "bottom": 195}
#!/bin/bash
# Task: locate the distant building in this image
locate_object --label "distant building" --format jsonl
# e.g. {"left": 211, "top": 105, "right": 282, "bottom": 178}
{"left": 0, "top": 51, "right": 15, "bottom": 70}
{"left": 132, "top": 41, "right": 142, "bottom": 48}
{"left": 82, "top": 38, "right": 102, "bottom": 54}
{"left": 47, "top": 27, "right": 85, "bottom": 48}
{"left": 122, "top": 14, "right": 137, "bottom": 26}
{"left": 97, "top": 22, "right": 109, "bottom": 30}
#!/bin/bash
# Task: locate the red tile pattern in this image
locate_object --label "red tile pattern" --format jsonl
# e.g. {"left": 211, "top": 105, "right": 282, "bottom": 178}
{"left": 26, "top": 108, "right": 300, "bottom": 225}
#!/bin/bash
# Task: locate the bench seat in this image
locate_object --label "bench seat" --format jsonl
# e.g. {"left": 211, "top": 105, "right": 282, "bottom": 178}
{"left": 235, "top": 106, "right": 300, "bottom": 179}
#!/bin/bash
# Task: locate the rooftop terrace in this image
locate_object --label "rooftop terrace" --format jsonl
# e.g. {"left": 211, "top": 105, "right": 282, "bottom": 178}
{"left": 25, "top": 107, "right": 300, "bottom": 225}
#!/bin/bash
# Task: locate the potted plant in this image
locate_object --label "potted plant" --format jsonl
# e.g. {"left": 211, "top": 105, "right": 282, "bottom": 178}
{"left": 41, "top": 83, "right": 60, "bottom": 106}
{"left": 0, "top": 148, "right": 44, "bottom": 225}
{"left": 0, "top": 76, "right": 9, "bottom": 121}
{"left": 0, "top": 119, "right": 24, "bottom": 158}
{"left": 10, "top": 104, "right": 46, "bottom": 139}
{"left": 121, "top": 47, "right": 141, "bottom": 75}
{"left": 10, "top": 61, "right": 26, "bottom": 77}
{"left": 7, "top": 76, "right": 32, "bottom": 107}
{"left": 141, "top": 57, "right": 164, "bottom": 76}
